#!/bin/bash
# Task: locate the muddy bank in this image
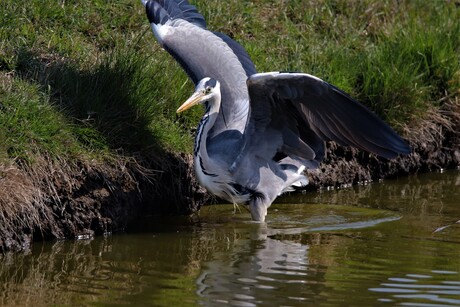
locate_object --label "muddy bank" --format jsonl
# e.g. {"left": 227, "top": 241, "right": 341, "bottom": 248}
{"left": 1, "top": 100, "right": 459, "bottom": 253}
{"left": 0, "top": 152, "right": 208, "bottom": 253}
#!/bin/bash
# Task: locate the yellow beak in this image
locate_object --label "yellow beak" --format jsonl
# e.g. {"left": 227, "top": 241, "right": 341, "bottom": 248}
{"left": 176, "top": 91, "right": 206, "bottom": 113}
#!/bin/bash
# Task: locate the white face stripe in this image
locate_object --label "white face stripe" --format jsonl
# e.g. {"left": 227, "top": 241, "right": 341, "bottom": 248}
{"left": 203, "top": 78, "right": 217, "bottom": 88}
{"left": 197, "top": 77, "right": 216, "bottom": 89}
{"left": 195, "top": 78, "right": 220, "bottom": 99}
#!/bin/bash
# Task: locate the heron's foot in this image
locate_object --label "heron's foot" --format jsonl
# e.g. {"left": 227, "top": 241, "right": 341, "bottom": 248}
{"left": 232, "top": 203, "right": 241, "bottom": 214}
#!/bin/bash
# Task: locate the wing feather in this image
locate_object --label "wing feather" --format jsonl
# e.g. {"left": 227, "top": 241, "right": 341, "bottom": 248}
{"left": 246, "top": 72, "right": 411, "bottom": 161}
{"left": 212, "top": 32, "right": 257, "bottom": 77}
{"left": 142, "top": 0, "right": 257, "bottom": 135}
{"left": 144, "top": 0, "right": 206, "bottom": 28}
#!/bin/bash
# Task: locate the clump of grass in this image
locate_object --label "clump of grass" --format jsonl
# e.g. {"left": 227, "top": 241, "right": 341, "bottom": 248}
{"left": 1, "top": 41, "right": 195, "bottom": 163}
{"left": 0, "top": 73, "right": 80, "bottom": 162}
{"left": 0, "top": 0, "right": 200, "bottom": 164}
{"left": 0, "top": 161, "right": 53, "bottom": 251}
{"left": 354, "top": 2, "right": 460, "bottom": 123}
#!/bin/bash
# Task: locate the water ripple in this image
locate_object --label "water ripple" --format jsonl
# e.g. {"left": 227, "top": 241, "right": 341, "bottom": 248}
{"left": 370, "top": 270, "right": 460, "bottom": 306}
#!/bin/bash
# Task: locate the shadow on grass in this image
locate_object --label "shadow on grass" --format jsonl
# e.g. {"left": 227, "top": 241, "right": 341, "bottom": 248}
{"left": 15, "top": 48, "right": 159, "bottom": 154}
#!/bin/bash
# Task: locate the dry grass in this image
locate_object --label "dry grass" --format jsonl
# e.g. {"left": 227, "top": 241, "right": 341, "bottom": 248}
{"left": 404, "top": 98, "right": 460, "bottom": 150}
{"left": 0, "top": 162, "right": 51, "bottom": 251}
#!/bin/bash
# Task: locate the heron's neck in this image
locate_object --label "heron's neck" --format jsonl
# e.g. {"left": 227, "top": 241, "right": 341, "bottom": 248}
{"left": 194, "top": 99, "right": 220, "bottom": 160}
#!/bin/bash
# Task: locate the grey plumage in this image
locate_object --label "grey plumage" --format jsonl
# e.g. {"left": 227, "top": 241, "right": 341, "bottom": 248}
{"left": 141, "top": 0, "right": 411, "bottom": 222}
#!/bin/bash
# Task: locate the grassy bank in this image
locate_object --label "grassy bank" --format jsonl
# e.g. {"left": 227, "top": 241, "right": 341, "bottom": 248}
{"left": 1, "top": 0, "right": 459, "bottom": 160}
{"left": 0, "top": 0, "right": 459, "bottom": 250}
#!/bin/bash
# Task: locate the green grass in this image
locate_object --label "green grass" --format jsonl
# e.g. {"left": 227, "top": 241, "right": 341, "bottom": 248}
{"left": 0, "top": 0, "right": 459, "bottom": 165}
{"left": 0, "top": 76, "right": 81, "bottom": 161}
{"left": 203, "top": 0, "right": 460, "bottom": 124}
{"left": 0, "top": 0, "right": 196, "bottom": 162}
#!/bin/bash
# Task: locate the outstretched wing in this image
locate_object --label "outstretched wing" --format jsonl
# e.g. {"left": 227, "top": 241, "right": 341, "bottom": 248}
{"left": 141, "top": 0, "right": 257, "bottom": 135}
{"left": 244, "top": 72, "right": 411, "bottom": 165}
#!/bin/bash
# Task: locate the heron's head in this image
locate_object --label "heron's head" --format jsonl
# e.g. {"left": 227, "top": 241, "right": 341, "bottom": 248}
{"left": 177, "top": 78, "right": 221, "bottom": 113}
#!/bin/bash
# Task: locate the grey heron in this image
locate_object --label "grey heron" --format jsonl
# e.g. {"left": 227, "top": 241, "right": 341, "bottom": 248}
{"left": 141, "top": 0, "right": 411, "bottom": 222}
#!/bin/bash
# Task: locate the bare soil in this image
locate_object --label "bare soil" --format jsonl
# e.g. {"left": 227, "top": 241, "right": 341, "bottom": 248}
{"left": 1, "top": 99, "right": 459, "bottom": 253}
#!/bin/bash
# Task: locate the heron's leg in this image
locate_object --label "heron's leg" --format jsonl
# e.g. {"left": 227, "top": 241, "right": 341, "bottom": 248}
{"left": 249, "top": 197, "right": 268, "bottom": 222}
{"left": 232, "top": 203, "right": 242, "bottom": 214}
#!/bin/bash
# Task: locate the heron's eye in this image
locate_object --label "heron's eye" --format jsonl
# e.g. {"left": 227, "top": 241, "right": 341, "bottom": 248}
{"left": 205, "top": 87, "right": 212, "bottom": 94}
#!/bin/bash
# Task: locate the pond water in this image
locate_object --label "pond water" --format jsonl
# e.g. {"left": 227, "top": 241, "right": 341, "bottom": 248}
{"left": 1, "top": 170, "right": 459, "bottom": 306}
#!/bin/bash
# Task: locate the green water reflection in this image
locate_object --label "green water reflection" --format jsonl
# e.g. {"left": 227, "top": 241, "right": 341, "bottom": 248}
{"left": 1, "top": 170, "right": 459, "bottom": 306}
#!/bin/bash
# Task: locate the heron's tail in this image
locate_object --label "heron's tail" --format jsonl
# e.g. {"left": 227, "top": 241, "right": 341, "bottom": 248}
{"left": 141, "top": 0, "right": 206, "bottom": 28}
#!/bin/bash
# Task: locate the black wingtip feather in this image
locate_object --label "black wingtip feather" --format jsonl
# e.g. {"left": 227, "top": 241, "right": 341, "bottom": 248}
{"left": 247, "top": 72, "right": 412, "bottom": 161}
{"left": 144, "top": 1, "right": 157, "bottom": 24}
{"left": 143, "top": 0, "right": 206, "bottom": 28}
